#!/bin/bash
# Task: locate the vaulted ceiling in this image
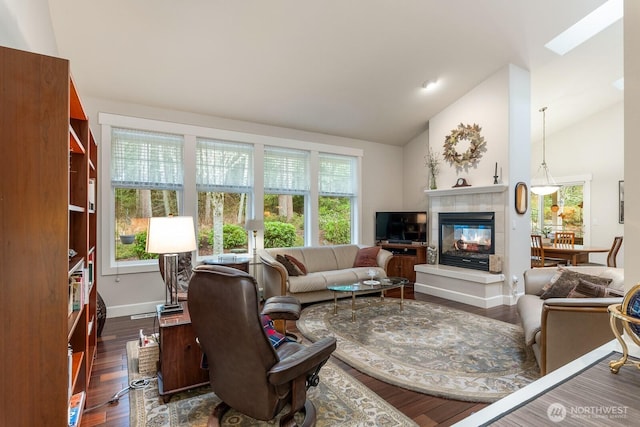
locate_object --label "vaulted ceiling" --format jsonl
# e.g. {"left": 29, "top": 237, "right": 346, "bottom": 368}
{"left": 48, "top": 0, "right": 622, "bottom": 146}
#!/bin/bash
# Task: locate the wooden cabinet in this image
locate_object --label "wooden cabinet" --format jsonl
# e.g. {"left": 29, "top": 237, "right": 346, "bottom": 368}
{"left": 378, "top": 243, "right": 427, "bottom": 283}
{"left": 157, "top": 306, "right": 209, "bottom": 401}
{"left": 0, "top": 46, "right": 96, "bottom": 426}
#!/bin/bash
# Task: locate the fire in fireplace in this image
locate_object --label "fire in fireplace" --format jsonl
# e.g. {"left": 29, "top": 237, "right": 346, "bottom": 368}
{"left": 438, "top": 212, "right": 495, "bottom": 271}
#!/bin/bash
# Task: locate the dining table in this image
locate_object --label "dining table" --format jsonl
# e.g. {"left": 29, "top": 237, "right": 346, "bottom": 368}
{"left": 537, "top": 244, "right": 610, "bottom": 266}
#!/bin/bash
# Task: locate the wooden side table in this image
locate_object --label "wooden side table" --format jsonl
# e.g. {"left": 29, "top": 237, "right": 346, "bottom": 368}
{"left": 157, "top": 305, "right": 209, "bottom": 402}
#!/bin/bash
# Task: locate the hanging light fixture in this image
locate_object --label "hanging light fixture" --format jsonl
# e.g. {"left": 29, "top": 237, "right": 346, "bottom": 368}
{"left": 531, "top": 107, "right": 561, "bottom": 195}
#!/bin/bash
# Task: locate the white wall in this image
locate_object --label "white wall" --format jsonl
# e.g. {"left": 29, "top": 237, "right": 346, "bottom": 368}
{"left": 625, "top": 1, "right": 640, "bottom": 288}
{"left": 430, "top": 67, "right": 512, "bottom": 189}
{"left": 82, "top": 96, "right": 403, "bottom": 316}
{"left": 403, "top": 128, "right": 430, "bottom": 213}
{"left": 0, "top": 0, "right": 58, "bottom": 55}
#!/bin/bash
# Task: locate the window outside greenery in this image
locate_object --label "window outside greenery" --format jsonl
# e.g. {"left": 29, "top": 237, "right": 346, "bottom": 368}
{"left": 530, "top": 184, "right": 584, "bottom": 243}
{"left": 115, "top": 188, "right": 179, "bottom": 261}
{"left": 263, "top": 194, "right": 305, "bottom": 248}
{"left": 319, "top": 196, "right": 352, "bottom": 245}
{"left": 197, "top": 191, "right": 248, "bottom": 256}
{"left": 106, "top": 118, "right": 362, "bottom": 273}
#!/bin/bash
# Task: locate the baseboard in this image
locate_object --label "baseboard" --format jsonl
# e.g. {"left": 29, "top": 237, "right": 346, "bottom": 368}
{"left": 106, "top": 301, "right": 164, "bottom": 318}
{"left": 414, "top": 282, "right": 503, "bottom": 308}
{"left": 501, "top": 292, "right": 522, "bottom": 306}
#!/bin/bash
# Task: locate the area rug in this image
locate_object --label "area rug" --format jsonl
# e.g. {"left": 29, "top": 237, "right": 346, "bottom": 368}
{"left": 297, "top": 298, "right": 540, "bottom": 403}
{"left": 126, "top": 341, "right": 416, "bottom": 426}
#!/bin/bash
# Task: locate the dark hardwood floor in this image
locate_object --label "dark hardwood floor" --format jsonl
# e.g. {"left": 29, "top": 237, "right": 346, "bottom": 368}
{"left": 80, "top": 286, "right": 520, "bottom": 427}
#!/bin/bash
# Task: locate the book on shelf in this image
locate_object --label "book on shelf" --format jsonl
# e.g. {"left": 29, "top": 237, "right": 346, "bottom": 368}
{"left": 68, "top": 392, "right": 84, "bottom": 427}
{"left": 68, "top": 345, "right": 73, "bottom": 403}
{"left": 69, "top": 270, "right": 85, "bottom": 312}
{"left": 88, "top": 178, "right": 95, "bottom": 211}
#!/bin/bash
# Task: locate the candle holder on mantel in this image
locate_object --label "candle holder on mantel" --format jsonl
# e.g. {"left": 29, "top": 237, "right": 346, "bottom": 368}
{"left": 493, "top": 162, "right": 499, "bottom": 184}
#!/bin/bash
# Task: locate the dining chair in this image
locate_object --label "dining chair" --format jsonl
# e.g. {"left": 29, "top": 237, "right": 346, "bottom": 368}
{"left": 554, "top": 231, "right": 575, "bottom": 247}
{"left": 531, "top": 234, "right": 559, "bottom": 268}
{"left": 607, "top": 236, "right": 623, "bottom": 267}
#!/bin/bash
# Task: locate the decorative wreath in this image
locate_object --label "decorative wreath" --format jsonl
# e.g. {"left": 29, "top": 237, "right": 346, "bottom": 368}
{"left": 443, "top": 123, "right": 486, "bottom": 168}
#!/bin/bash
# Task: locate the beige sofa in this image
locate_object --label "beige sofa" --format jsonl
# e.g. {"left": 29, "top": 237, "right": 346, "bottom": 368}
{"left": 259, "top": 244, "right": 393, "bottom": 304}
{"left": 517, "top": 266, "right": 624, "bottom": 375}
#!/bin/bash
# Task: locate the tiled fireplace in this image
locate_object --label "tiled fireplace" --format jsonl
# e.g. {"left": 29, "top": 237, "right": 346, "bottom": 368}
{"left": 439, "top": 211, "right": 495, "bottom": 271}
{"left": 415, "top": 184, "right": 508, "bottom": 308}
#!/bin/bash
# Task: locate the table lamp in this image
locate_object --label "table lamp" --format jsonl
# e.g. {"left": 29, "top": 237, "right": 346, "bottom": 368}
{"left": 146, "top": 216, "right": 197, "bottom": 315}
{"left": 244, "top": 219, "right": 264, "bottom": 277}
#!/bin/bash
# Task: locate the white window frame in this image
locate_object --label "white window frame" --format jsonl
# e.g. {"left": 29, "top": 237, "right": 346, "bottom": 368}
{"left": 196, "top": 138, "right": 254, "bottom": 257}
{"left": 99, "top": 113, "right": 363, "bottom": 276}
{"left": 532, "top": 173, "right": 592, "bottom": 245}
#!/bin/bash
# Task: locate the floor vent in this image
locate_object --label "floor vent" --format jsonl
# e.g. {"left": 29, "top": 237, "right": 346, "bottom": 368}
{"left": 130, "top": 312, "right": 156, "bottom": 320}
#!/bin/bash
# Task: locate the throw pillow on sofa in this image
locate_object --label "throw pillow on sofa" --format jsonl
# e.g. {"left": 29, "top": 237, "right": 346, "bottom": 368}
{"left": 539, "top": 268, "right": 613, "bottom": 299}
{"left": 353, "top": 246, "right": 380, "bottom": 267}
{"left": 276, "top": 254, "right": 302, "bottom": 276}
{"left": 567, "top": 278, "right": 625, "bottom": 298}
{"left": 285, "top": 254, "right": 307, "bottom": 275}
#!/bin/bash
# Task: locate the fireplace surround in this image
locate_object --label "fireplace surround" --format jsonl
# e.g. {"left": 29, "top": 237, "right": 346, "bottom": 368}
{"left": 438, "top": 212, "right": 495, "bottom": 271}
{"left": 416, "top": 184, "right": 508, "bottom": 308}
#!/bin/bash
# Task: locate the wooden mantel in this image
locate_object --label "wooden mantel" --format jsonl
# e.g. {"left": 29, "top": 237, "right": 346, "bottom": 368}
{"left": 424, "top": 183, "right": 508, "bottom": 197}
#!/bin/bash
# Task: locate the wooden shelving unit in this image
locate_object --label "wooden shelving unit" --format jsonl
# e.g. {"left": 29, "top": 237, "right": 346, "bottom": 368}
{"left": 0, "top": 46, "right": 97, "bottom": 426}
{"left": 378, "top": 243, "right": 427, "bottom": 283}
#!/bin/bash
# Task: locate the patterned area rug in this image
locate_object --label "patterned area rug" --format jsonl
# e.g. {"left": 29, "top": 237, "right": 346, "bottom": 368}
{"left": 297, "top": 298, "right": 540, "bottom": 403}
{"left": 126, "top": 341, "right": 416, "bottom": 426}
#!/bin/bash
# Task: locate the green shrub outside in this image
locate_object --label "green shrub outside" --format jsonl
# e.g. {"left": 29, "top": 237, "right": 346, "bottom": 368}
{"left": 319, "top": 196, "right": 350, "bottom": 245}
{"left": 264, "top": 221, "right": 297, "bottom": 248}
{"left": 221, "top": 224, "right": 247, "bottom": 249}
{"left": 133, "top": 231, "right": 159, "bottom": 260}
{"left": 320, "top": 215, "right": 350, "bottom": 244}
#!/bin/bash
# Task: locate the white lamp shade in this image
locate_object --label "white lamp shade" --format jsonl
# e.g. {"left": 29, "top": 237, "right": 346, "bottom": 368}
{"left": 245, "top": 219, "right": 264, "bottom": 231}
{"left": 146, "top": 216, "right": 197, "bottom": 254}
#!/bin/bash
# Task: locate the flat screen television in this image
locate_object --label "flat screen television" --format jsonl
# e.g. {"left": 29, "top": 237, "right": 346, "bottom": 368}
{"left": 375, "top": 211, "right": 427, "bottom": 244}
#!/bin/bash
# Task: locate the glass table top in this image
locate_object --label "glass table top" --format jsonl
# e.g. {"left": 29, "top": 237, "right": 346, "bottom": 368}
{"left": 327, "top": 276, "right": 408, "bottom": 292}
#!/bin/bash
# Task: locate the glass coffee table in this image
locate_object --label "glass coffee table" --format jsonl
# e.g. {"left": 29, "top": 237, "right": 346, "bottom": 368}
{"left": 327, "top": 276, "right": 408, "bottom": 321}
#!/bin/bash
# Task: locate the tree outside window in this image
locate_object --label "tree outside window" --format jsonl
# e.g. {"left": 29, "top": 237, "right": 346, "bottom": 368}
{"left": 196, "top": 139, "right": 253, "bottom": 256}
{"left": 197, "top": 191, "right": 249, "bottom": 255}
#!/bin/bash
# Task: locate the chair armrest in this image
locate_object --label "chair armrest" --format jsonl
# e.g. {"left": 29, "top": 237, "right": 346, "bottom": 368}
{"left": 377, "top": 248, "right": 393, "bottom": 273}
{"left": 543, "top": 297, "right": 622, "bottom": 308}
{"left": 261, "top": 295, "right": 301, "bottom": 321}
{"left": 259, "top": 250, "right": 289, "bottom": 298}
{"left": 267, "top": 337, "right": 337, "bottom": 386}
{"left": 523, "top": 267, "right": 558, "bottom": 295}
{"left": 540, "top": 297, "right": 622, "bottom": 374}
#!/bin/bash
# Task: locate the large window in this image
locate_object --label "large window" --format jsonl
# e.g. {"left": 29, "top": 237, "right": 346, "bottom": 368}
{"left": 111, "top": 128, "right": 184, "bottom": 262}
{"left": 101, "top": 113, "right": 363, "bottom": 275}
{"left": 531, "top": 183, "right": 585, "bottom": 243}
{"left": 263, "top": 147, "right": 309, "bottom": 248}
{"left": 196, "top": 139, "right": 253, "bottom": 255}
{"left": 318, "top": 153, "right": 357, "bottom": 245}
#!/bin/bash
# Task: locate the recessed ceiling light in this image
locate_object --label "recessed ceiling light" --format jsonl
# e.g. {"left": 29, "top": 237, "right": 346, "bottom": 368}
{"left": 422, "top": 80, "right": 439, "bottom": 91}
{"left": 545, "top": 0, "right": 622, "bottom": 56}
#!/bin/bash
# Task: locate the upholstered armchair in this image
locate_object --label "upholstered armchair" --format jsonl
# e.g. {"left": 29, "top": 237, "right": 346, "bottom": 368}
{"left": 188, "top": 264, "right": 337, "bottom": 426}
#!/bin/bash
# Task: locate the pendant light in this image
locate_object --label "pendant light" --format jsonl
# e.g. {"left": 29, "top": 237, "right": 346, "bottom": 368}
{"left": 531, "top": 107, "right": 561, "bottom": 195}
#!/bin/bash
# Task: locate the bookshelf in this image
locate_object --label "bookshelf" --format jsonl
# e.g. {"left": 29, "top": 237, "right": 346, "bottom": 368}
{"left": 0, "top": 46, "right": 97, "bottom": 426}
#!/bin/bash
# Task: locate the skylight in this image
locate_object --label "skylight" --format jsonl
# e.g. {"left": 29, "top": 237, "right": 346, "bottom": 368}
{"left": 545, "top": 0, "right": 623, "bottom": 55}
